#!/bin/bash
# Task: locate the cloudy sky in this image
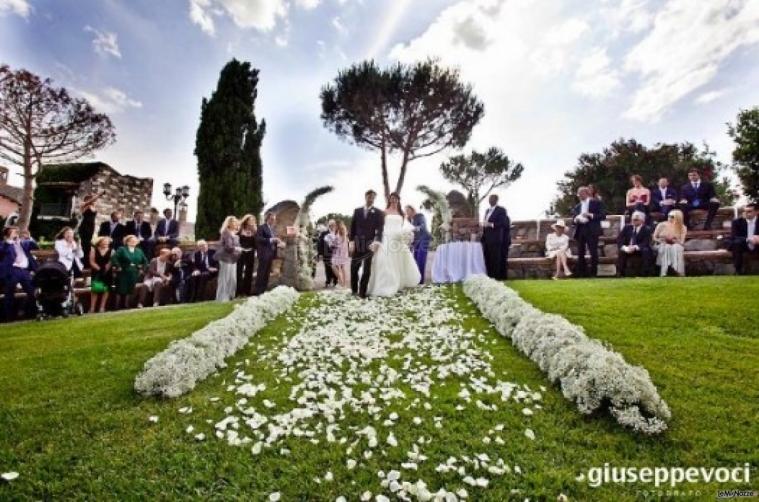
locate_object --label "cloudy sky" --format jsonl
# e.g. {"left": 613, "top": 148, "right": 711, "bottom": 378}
{"left": 2, "top": 0, "right": 758, "bottom": 221}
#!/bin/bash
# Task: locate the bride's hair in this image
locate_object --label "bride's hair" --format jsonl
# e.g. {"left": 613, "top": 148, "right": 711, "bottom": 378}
{"left": 386, "top": 192, "right": 401, "bottom": 211}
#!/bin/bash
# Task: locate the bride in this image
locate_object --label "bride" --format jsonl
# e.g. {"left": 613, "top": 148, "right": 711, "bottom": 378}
{"left": 367, "top": 192, "right": 422, "bottom": 296}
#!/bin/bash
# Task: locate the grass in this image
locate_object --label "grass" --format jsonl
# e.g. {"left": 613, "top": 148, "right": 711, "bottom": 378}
{"left": 0, "top": 277, "right": 757, "bottom": 501}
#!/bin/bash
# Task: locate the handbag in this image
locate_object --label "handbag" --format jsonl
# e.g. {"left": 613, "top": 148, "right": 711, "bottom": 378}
{"left": 91, "top": 279, "right": 108, "bottom": 294}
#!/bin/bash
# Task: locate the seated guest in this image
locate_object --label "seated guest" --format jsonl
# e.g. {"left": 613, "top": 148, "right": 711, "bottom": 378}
{"left": 625, "top": 175, "right": 650, "bottom": 218}
{"left": 154, "top": 208, "right": 179, "bottom": 248}
{"left": 616, "top": 211, "right": 653, "bottom": 277}
{"left": 653, "top": 209, "right": 687, "bottom": 276}
{"left": 54, "top": 226, "right": 84, "bottom": 278}
{"left": 405, "top": 205, "right": 431, "bottom": 284}
{"left": 651, "top": 177, "right": 677, "bottom": 221}
{"left": 236, "top": 214, "right": 257, "bottom": 297}
{"left": 678, "top": 168, "right": 720, "bottom": 229}
{"left": 98, "top": 210, "right": 125, "bottom": 249}
{"left": 89, "top": 236, "right": 113, "bottom": 314}
{"left": 254, "top": 211, "right": 282, "bottom": 295}
{"left": 142, "top": 248, "right": 173, "bottom": 308}
{"left": 215, "top": 216, "right": 242, "bottom": 302}
{"left": 169, "top": 246, "right": 192, "bottom": 303}
{"left": 189, "top": 240, "right": 218, "bottom": 302}
{"left": 572, "top": 186, "right": 606, "bottom": 277}
{"left": 317, "top": 221, "right": 338, "bottom": 288}
{"left": 1, "top": 226, "right": 37, "bottom": 322}
{"left": 125, "top": 210, "right": 153, "bottom": 258}
{"left": 111, "top": 235, "right": 148, "bottom": 310}
{"left": 545, "top": 220, "right": 572, "bottom": 280}
{"left": 730, "top": 203, "right": 758, "bottom": 275}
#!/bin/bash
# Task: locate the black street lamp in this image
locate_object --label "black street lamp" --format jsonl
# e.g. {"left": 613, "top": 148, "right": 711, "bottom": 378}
{"left": 163, "top": 182, "right": 190, "bottom": 216}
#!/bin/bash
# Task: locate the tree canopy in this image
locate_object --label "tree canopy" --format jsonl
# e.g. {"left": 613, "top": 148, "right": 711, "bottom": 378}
{"left": 320, "top": 59, "right": 484, "bottom": 201}
{"left": 728, "top": 107, "right": 759, "bottom": 203}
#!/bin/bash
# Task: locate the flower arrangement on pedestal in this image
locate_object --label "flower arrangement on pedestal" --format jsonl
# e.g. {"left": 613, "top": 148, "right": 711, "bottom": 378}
{"left": 417, "top": 185, "right": 452, "bottom": 245}
{"left": 294, "top": 185, "right": 334, "bottom": 291}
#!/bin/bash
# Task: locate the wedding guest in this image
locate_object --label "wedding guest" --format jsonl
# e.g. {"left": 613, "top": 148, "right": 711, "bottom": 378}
{"left": 141, "top": 248, "right": 173, "bottom": 308}
{"left": 730, "top": 203, "right": 758, "bottom": 275}
{"left": 651, "top": 177, "right": 678, "bottom": 221}
{"left": 19, "top": 230, "right": 38, "bottom": 251}
{"left": 154, "top": 208, "right": 180, "bottom": 248}
{"left": 169, "top": 247, "right": 193, "bottom": 303}
{"left": 111, "top": 235, "right": 148, "bottom": 310}
{"left": 78, "top": 192, "right": 103, "bottom": 261}
{"left": 317, "top": 221, "right": 338, "bottom": 288}
{"left": 678, "top": 168, "right": 721, "bottom": 230}
{"left": 405, "top": 205, "right": 431, "bottom": 284}
{"left": 329, "top": 220, "right": 350, "bottom": 288}
{"left": 98, "top": 210, "right": 125, "bottom": 250}
{"left": 653, "top": 209, "right": 687, "bottom": 276}
{"left": 349, "top": 190, "right": 384, "bottom": 298}
{"left": 215, "top": 216, "right": 242, "bottom": 301}
{"left": 54, "top": 226, "right": 84, "bottom": 279}
{"left": 616, "top": 211, "right": 653, "bottom": 277}
{"left": 125, "top": 209, "right": 153, "bottom": 258}
{"left": 254, "top": 211, "right": 282, "bottom": 296}
{"left": 236, "top": 214, "right": 257, "bottom": 297}
{"left": 1, "top": 226, "right": 37, "bottom": 322}
{"left": 625, "top": 175, "right": 650, "bottom": 219}
{"left": 545, "top": 220, "right": 572, "bottom": 280}
{"left": 572, "top": 186, "right": 606, "bottom": 277}
{"left": 190, "top": 240, "right": 218, "bottom": 302}
{"left": 88, "top": 236, "right": 113, "bottom": 314}
{"left": 481, "top": 194, "right": 510, "bottom": 280}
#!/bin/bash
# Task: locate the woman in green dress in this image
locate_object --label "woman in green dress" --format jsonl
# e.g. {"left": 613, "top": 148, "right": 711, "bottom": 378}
{"left": 111, "top": 234, "right": 148, "bottom": 309}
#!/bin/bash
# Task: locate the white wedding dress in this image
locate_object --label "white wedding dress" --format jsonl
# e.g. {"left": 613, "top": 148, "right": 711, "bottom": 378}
{"left": 366, "top": 214, "right": 421, "bottom": 297}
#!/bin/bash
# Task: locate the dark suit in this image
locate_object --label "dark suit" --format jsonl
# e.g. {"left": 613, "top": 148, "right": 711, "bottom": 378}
{"left": 125, "top": 220, "right": 154, "bottom": 258}
{"left": 651, "top": 186, "right": 678, "bottom": 220}
{"left": 317, "top": 230, "right": 337, "bottom": 287}
{"left": 678, "top": 181, "right": 720, "bottom": 229}
{"left": 410, "top": 213, "right": 432, "bottom": 284}
{"left": 572, "top": 198, "right": 606, "bottom": 277}
{"left": 616, "top": 224, "right": 653, "bottom": 277}
{"left": 154, "top": 218, "right": 179, "bottom": 247}
{"left": 480, "top": 205, "right": 510, "bottom": 280}
{"left": 188, "top": 249, "right": 218, "bottom": 301}
{"left": 349, "top": 206, "right": 384, "bottom": 297}
{"left": 1, "top": 238, "right": 38, "bottom": 321}
{"left": 730, "top": 217, "right": 758, "bottom": 274}
{"left": 98, "top": 220, "right": 126, "bottom": 249}
{"left": 254, "top": 224, "right": 277, "bottom": 295}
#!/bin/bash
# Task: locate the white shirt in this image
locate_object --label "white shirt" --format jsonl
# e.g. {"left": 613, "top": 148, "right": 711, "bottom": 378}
{"left": 485, "top": 206, "right": 495, "bottom": 221}
{"left": 749, "top": 217, "right": 757, "bottom": 250}
{"left": 9, "top": 239, "right": 29, "bottom": 269}
{"left": 55, "top": 239, "right": 84, "bottom": 271}
{"left": 580, "top": 198, "right": 590, "bottom": 215}
{"left": 660, "top": 187, "right": 668, "bottom": 201}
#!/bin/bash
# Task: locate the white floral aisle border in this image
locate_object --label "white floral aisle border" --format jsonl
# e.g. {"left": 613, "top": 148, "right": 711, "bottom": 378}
{"left": 134, "top": 286, "right": 300, "bottom": 398}
{"left": 462, "top": 275, "right": 671, "bottom": 435}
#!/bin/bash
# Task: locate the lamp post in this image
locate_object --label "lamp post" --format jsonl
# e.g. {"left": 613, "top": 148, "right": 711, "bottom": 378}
{"left": 163, "top": 183, "right": 190, "bottom": 216}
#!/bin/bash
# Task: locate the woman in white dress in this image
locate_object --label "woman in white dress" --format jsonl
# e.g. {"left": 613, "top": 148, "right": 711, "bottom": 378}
{"left": 545, "top": 220, "right": 572, "bottom": 280}
{"left": 366, "top": 192, "right": 421, "bottom": 297}
{"left": 653, "top": 209, "right": 687, "bottom": 276}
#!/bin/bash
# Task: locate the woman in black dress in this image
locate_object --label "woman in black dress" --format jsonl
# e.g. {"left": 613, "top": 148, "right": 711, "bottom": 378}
{"left": 89, "top": 236, "right": 113, "bottom": 313}
{"left": 78, "top": 192, "right": 103, "bottom": 264}
{"left": 236, "top": 214, "right": 257, "bottom": 297}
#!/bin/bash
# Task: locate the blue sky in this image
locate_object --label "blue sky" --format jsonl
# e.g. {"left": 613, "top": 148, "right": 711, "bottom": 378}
{"left": 2, "top": 0, "right": 758, "bottom": 221}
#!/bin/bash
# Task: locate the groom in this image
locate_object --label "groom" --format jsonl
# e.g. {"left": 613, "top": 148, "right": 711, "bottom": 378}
{"left": 349, "top": 189, "right": 384, "bottom": 298}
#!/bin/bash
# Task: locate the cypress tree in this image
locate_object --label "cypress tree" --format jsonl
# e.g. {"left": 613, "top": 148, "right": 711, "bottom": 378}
{"left": 195, "top": 59, "right": 265, "bottom": 239}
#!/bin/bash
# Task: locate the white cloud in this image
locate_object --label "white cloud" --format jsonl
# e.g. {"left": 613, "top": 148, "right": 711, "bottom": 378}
{"left": 78, "top": 87, "right": 143, "bottom": 114}
{"left": 188, "top": 0, "right": 287, "bottom": 35}
{"left": 624, "top": 0, "right": 759, "bottom": 122}
{"left": 332, "top": 16, "right": 347, "bottom": 35}
{"left": 572, "top": 47, "right": 621, "bottom": 98}
{"left": 296, "top": 0, "right": 320, "bottom": 9}
{"left": 694, "top": 89, "right": 728, "bottom": 105}
{"left": 0, "top": 0, "right": 30, "bottom": 17}
{"left": 189, "top": 0, "right": 215, "bottom": 35}
{"left": 84, "top": 26, "right": 122, "bottom": 59}
{"left": 600, "top": 0, "right": 653, "bottom": 37}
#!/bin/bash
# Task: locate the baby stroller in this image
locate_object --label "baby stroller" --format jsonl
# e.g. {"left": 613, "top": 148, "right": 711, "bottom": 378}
{"left": 33, "top": 261, "right": 84, "bottom": 320}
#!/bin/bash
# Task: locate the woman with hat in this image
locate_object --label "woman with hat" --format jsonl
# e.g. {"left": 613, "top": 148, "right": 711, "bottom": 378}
{"left": 545, "top": 220, "right": 573, "bottom": 280}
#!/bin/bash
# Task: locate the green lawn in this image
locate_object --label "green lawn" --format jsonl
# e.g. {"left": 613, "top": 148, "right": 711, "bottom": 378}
{"left": 0, "top": 277, "right": 757, "bottom": 501}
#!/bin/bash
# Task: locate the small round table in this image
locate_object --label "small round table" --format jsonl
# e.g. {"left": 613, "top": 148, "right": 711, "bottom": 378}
{"left": 431, "top": 241, "right": 487, "bottom": 283}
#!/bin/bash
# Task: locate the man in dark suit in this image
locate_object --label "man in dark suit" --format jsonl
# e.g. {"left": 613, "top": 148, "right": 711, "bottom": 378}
{"left": 480, "top": 194, "right": 511, "bottom": 280}
{"left": 1, "top": 226, "right": 38, "bottom": 321}
{"left": 98, "top": 210, "right": 125, "bottom": 249}
{"left": 616, "top": 211, "right": 654, "bottom": 277}
{"left": 349, "top": 190, "right": 384, "bottom": 298}
{"left": 154, "top": 208, "right": 180, "bottom": 248}
{"left": 677, "top": 168, "right": 721, "bottom": 230}
{"left": 730, "top": 203, "right": 758, "bottom": 275}
{"left": 188, "top": 240, "right": 219, "bottom": 301}
{"left": 125, "top": 209, "right": 153, "bottom": 258}
{"left": 254, "top": 211, "right": 282, "bottom": 295}
{"left": 572, "top": 186, "right": 606, "bottom": 277}
{"left": 317, "top": 221, "right": 338, "bottom": 288}
{"left": 650, "top": 177, "right": 678, "bottom": 221}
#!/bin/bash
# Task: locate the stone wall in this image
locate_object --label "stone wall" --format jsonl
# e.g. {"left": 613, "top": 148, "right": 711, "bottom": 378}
{"left": 76, "top": 166, "right": 153, "bottom": 227}
{"left": 450, "top": 218, "right": 481, "bottom": 242}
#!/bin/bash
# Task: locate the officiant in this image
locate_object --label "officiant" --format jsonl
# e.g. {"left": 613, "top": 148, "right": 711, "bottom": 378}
{"left": 480, "top": 194, "right": 511, "bottom": 280}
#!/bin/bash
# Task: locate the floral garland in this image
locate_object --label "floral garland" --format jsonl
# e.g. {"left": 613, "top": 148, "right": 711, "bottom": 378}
{"left": 417, "top": 185, "right": 452, "bottom": 244}
{"left": 295, "top": 185, "right": 334, "bottom": 291}
{"left": 134, "top": 286, "right": 300, "bottom": 398}
{"left": 462, "top": 275, "right": 671, "bottom": 434}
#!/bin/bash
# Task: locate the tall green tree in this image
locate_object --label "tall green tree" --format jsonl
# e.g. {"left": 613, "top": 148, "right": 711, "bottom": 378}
{"left": 728, "top": 107, "right": 759, "bottom": 202}
{"left": 195, "top": 59, "right": 265, "bottom": 239}
{"left": 550, "top": 139, "right": 735, "bottom": 216}
{"left": 440, "top": 147, "right": 524, "bottom": 215}
{"left": 320, "top": 59, "right": 484, "bottom": 201}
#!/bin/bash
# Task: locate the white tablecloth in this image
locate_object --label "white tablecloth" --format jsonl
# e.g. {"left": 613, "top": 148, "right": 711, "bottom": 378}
{"left": 431, "top": 241, "right": 487, "bottom": 283}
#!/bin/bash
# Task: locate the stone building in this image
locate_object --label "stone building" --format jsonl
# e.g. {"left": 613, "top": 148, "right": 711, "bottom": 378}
{"left": 0, "top": 166, "right": 23, "bottom": 219}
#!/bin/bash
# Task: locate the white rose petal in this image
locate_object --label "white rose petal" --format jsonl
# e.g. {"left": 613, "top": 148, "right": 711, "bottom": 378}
{"left": 1, "top": 472, "right": 19, "bottom": 482}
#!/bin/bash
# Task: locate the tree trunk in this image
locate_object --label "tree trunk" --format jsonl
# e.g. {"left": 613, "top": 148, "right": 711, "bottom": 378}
{"left": 380, "top": 138, "right": 390, "bottom": 203}
{"left": 17, "top": 142, "right": 34, "bottom": 232}
{"left": 393, "top": 149, "right": 410, "bottom": 197}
